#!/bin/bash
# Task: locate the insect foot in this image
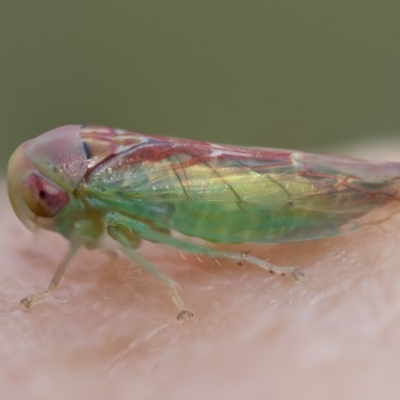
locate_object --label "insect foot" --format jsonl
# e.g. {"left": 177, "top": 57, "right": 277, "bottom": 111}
{"left": 268, "top": 265, "right": 304, "bottom": 281}
{"left": 287, "top": 267, "right": 305, "bottom": 282}
{"left": 20, "top": 297, "right": 32, "bottom": 309}
{"left": 177, "top": 310, "right": 194, "bottom": 322}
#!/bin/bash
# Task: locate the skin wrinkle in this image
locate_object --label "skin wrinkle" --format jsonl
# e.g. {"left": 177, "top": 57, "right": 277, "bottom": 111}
{"left": 1, "top": 140, "right": 400, "bottom": 399}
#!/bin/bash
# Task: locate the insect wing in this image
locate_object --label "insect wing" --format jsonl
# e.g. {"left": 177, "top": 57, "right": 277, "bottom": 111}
{"left": 80, "top": 129, "right": 400, "bottom": 243}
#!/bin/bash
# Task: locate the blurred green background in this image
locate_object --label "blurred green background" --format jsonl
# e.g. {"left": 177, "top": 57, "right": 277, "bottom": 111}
{"left": 1, "top": 1, "right": 400, "bottom": 171}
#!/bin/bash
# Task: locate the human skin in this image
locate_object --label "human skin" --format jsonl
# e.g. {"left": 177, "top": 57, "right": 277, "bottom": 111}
{"left": 1, "top": 140, "right": 400, "bottom": 399}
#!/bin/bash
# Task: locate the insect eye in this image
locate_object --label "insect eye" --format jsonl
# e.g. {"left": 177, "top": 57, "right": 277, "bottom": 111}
{"left": 21, "top": 173, "right": 69, "bottom": 218}
{"left": 82, "top": 141, "right": 92, "bottom": 159}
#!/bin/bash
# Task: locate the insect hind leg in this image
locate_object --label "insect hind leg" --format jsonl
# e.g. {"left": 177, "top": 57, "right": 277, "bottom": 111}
{"left": 105, "top": 212, "right": 304, "bottom": 285}
{"left": 240, "top": 253, "right": 304, "bottom": 281}
{"left": 184, "top": 250, "right": 303, "bottom": 281}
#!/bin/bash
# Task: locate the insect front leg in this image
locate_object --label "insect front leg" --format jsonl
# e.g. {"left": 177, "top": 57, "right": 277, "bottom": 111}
{"left": 20, "top": 244, "right": 80, "bottom": 309}
{"left": 106, "top": 225, "right": 194, "bottom": 321}
{"left": 105, "top": 212, "right": 304, "bottom": 282}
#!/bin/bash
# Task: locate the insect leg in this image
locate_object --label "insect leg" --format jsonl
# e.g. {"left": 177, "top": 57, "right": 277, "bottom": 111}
{"left": 107, "top": 226, "right": 193, "bottom": 321}
{"left": 105, "top": 212, "right": 304, "bottom": 281}
{"left": 20, "top": 244, "right": 80, "bottom": 309}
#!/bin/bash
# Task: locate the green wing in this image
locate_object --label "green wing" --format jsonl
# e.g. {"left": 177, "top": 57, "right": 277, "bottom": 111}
{"left": 81, "top": 145, "right": 400, "bottom": 244}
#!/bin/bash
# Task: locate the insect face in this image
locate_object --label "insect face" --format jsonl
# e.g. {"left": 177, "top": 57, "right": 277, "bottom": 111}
{"left": 7, "top": 125, "right": 87, "bottom": 230}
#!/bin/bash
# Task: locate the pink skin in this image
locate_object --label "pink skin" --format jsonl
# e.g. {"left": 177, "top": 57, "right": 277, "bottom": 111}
{"left": 1, "top": 137, "right": 400, "bottom": 398}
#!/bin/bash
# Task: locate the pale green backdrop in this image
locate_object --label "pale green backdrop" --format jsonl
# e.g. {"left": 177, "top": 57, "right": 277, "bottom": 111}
{"left": 1, "top": 1, "right": 400, "bottom": 170}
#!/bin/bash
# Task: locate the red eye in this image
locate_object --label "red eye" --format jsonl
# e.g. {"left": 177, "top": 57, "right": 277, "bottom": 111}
{"left": 21, "top": 173, "right": 69, "bottom": 218}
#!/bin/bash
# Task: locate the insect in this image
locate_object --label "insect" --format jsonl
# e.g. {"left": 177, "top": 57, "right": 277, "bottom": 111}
{"left": 7, "top": 125, "right": 400, "bottom": 319}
